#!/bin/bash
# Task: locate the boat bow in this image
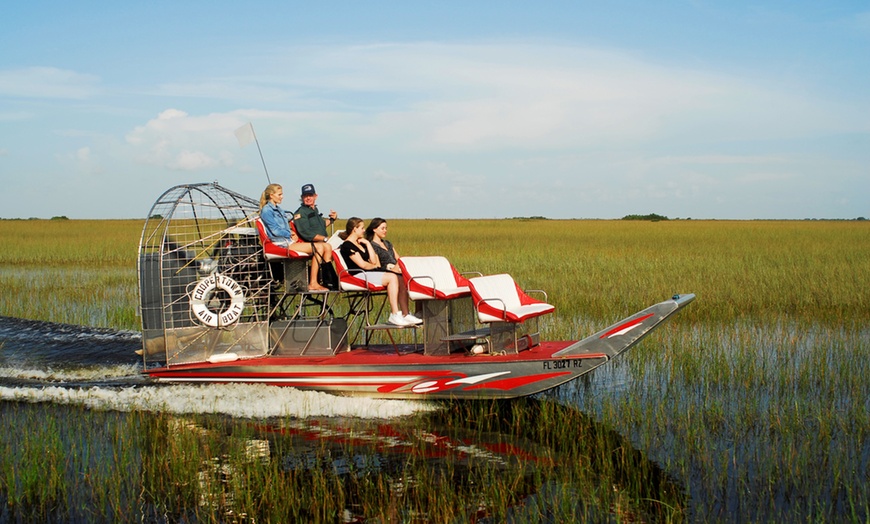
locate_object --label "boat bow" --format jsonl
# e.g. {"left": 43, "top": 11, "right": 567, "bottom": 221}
{"left": 553, "top": 293, "right": 695, "bottom": 359}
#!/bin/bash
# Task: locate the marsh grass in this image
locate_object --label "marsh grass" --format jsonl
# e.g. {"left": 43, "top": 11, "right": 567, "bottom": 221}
{"left": 0, "top": 403, "right": 144, "bottom": 523}
{"left": 555, "top": 317, "right": 870, "bottom": 521}
{"left": 0, "top": 220, "right": 141, "bottom": 329}
{"left": 2, "top": 219, "right": 867, "bottom": 329}
{"left": 0, "top": 266, "right": 138, "bottom": 328}
{"left": 0, "top": 220, "right": 139, "bottom": 268}
{"left": 0, "top": 400, "right": 684, "bottom": 523}
{"left": 2, "top": 218, "right": 869, "bottom": 521}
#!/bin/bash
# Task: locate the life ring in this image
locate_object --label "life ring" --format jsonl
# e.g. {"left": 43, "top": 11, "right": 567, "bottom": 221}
{"left": 189, "top": 273, "right": 245, "bottom": 327}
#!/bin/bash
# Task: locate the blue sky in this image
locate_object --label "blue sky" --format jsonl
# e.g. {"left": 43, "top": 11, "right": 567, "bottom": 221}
{"left": 1, "top": 1, "right": 868, "bottom": 220}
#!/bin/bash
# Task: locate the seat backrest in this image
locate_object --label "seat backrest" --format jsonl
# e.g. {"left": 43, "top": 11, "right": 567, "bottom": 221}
{"left": 469, "top": 274, "right": 523, "bottom": 310}
{"left": 254, "top": 217, "right": 284, "bottom": 260}
{"left": 254, "top": 216, "right": 268, "bottom": 240}
{"left": 469, "top": 273, "right": 555, "bottom": 323}
{"left": 255, "top": 217, "right": 310, "bottom": 260}
{"left": 398, "top": 256, "right": 470, "bottom": 300}
{"left": 289, "top": 220, "right": 302, "bottom": 241}
{"left": 328, "top": 233, "right": 385, "bottom": 292}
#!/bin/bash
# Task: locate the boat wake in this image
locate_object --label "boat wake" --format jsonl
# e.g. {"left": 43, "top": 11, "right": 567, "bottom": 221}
{"left": 0, "top": 316, "right": 433, "bottom": 419}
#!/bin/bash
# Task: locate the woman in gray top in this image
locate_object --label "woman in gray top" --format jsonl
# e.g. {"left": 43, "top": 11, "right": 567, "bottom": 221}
{"left": 365, "top": 217, "right": 401, "bottom": 274}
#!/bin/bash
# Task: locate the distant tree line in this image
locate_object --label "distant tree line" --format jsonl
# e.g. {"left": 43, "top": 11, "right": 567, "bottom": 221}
{"left": 0, "top": 216, "right": 69, "bottom": 221}
{"left": 622, "top": 213, "right": 669, "bottom": 221}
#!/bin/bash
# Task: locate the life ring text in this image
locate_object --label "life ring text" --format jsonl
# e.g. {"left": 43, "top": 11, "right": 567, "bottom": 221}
{"left": 189, "top": 274, "right": 245, "bottom": 327}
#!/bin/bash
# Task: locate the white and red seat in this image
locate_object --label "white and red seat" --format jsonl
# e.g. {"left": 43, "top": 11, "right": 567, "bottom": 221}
{"left": 468, "top": 274, "right": 555, "bottom": 324}
{"left": 254, "top": 217, "right": 311, "bottom": 260}
{"left": 397, "top": 256, "right": 471, "bottom": 301}
{"left": 327, "top": 234, "right": 390, "bottom": 334}
{"left": 327, "top": 233, "right": 386, "bottom": 293}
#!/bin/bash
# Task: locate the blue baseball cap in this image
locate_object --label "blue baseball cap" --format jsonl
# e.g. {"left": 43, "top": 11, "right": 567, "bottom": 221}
{"left": 301, "top": 183, "right": 316, "bottom": 195}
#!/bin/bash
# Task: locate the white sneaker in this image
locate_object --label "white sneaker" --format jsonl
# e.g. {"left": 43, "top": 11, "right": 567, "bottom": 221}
{"left": 403, "top": 314, "right": 423, "bottom": 325}
{"left": 388, "top": 313, "right": 410, "bottom": 326}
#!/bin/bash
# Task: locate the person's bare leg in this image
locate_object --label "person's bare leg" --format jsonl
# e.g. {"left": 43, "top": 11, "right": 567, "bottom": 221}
{"left": 384, "top": 274, "right": 400, "bottom": 314}
{"left": 398, "top": 279, "right": 410, "bottom": 315}
{"left": 308, "top": 254, "right": 327, "bottom": 291}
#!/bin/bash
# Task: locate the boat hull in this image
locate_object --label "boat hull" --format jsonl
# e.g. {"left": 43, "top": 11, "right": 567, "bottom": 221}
{"left": 145, "top": 341, "right": 610, "bottom": 399}
{"left": 145, "top": 293, "right": 696, "bottom": 399}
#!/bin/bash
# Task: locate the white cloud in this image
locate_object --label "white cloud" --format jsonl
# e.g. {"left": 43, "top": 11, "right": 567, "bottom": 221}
{"left": 231, "top": 42, "right": 864, "bottom": 152}
{"left": 125, "top": 109, "right": 248, "bottom": 171}
{"left": 0, "top": 111, "right": 33, "bottom": 122}
{"left": 121, "top": 106, "right": 361, "bottom": 173}
{"left": 76, "top": 147, "right": 90, "bottom": 162}
{"left": 80, "top": 40, "right": 867, "bottom": 219}
{"left": 171, "top": 150, "right": 218, "bottom": 171}
{"left": 157, "top": 108, "right": 188, "bottom": 121}
{"left": 647, "top": 154, "right": 789, "bottom": 167}
{"left": 734, "top": 171, "right": 796, "bottom": 184}
{"left": 120, "top": 42, "right": 866, "bottom": 161}
{"left": 0, "top": 67, "right": 101, "bottom": 99}
{"left": 152, "top": 81, "right": 294, "bottom": 102}
{"left": 371, "top": 169, "right": 403, "bottom": 182}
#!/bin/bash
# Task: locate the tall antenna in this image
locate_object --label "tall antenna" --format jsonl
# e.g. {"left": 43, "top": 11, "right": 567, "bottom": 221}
{"left": 234, "top": 122, "right": 271, "bottom": 184}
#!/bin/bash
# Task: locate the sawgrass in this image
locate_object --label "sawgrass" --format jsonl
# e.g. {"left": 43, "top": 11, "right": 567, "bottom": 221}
{"left": 0, "top": 220, "right": 141, "bottom": 328}
{"left": 0, "top": 219, "right": 139, "bottom": 267}
{"left": 1, "top": 217, "right": 869, "bottom": 521}
{"left": 560, "top": 318, "right": 870, "bottom": 521}
{"left": 392, "top": 219, "right": 869, "bottom": 326}
{"left": 1, "top": 218, "right": 867, "bottom": 329}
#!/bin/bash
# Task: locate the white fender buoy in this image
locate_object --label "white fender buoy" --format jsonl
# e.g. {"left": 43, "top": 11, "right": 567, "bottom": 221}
{"left": 207, "top": 352, "right": 240, "bottom": 363}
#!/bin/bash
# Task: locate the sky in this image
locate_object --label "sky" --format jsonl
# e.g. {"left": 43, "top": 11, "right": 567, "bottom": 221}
{"left": 1, "top": 1, "right": 868, "bottom": 220}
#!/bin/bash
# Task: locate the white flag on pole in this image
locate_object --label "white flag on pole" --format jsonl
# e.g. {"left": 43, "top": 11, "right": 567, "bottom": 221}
{"left": 234, "top": 122, "right": 256, "bottom": 148}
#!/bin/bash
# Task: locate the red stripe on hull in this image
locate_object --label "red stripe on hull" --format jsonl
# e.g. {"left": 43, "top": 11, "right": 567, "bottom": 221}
{"left": 464, "top": 372, "right": 572, "bottom": 391}
{"left": 600, "top": 313, "right": 654, "bottom": 338}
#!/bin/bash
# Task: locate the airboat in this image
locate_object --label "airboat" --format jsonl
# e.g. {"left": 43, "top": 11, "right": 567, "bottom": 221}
{"left": 138, "top": 182, "right": 693, "bottom": 399}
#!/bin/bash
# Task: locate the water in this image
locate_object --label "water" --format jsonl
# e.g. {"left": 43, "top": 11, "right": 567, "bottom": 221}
{"left": 0, "top": 316, "right": 685, "bottom": 522}
{"left": 0, "top": 316, "right": 431, "bottom": 419}
{"left": 7, "top": 315, "right": 864, "bottom": 521}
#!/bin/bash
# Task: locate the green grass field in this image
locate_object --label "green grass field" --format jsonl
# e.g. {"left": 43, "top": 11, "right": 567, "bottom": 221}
{"left": 2, "top": 218, "right": 867, "bottom": 329}
{"left": 1, "top": 218, "right": 868, "bottom": 521}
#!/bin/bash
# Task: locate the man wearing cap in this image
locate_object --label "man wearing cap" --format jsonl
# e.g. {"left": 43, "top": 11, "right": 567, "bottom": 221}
{"left": 293, "top": 183, "right": 338, "bottom": 243}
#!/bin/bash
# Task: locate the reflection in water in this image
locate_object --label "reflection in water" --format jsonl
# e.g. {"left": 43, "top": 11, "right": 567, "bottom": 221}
{"left": 138, "top": 401, "right": 684, "bottom": 522}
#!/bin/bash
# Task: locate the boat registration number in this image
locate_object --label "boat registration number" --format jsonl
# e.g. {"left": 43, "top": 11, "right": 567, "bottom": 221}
{"left": 542, "top": 359, "right": 582, "bottom": 370}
